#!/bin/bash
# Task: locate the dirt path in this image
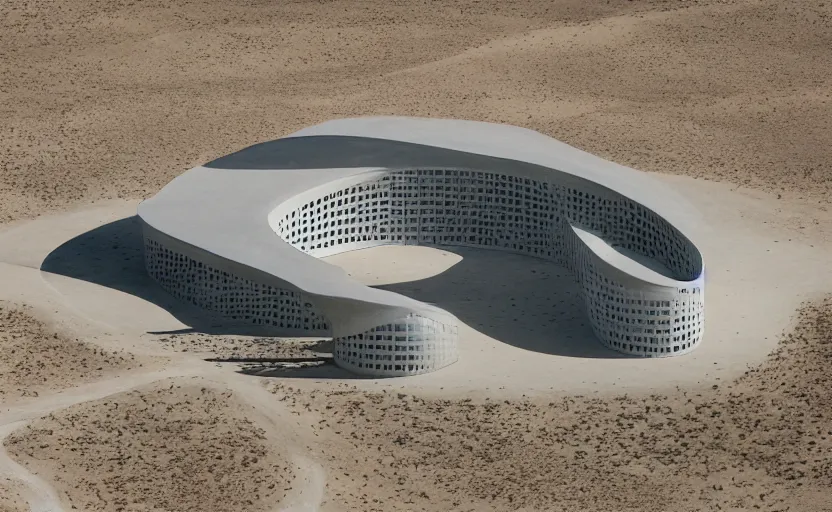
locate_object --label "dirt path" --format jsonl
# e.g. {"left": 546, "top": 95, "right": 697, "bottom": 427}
{"left": 0, "top": 356, "right": 325, "bottom": 512}
{"left": 0, "top": 366, "right": 202, "bottom": 426}
{"left": 0, "top": 366, "right": 201, "bottom": 512}
{"left": 200, "top": 367, "right": 327, "bottom": 512}
{"left": 278, "top": 455, "right": 326, "bottom": 512}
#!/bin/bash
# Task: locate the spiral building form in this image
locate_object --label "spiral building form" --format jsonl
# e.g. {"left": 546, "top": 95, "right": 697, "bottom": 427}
{"left": 138, "top": 117, "right": 705, "bottom": 376}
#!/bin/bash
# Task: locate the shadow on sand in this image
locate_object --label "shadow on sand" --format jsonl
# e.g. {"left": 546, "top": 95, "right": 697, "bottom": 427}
{"left": 40, "top": 216, "right": 624, "bottom": 376}
{"left": 40, "top": 215, "right": 279, "bottom": 336}
{"left": 373, "top": 246, "right": 622, "bottom": 359}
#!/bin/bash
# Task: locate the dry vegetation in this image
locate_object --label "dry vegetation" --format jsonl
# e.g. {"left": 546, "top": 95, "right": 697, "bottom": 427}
{"left": 1, "top": 0, "right": 830, "bottom": 224}
{"left": 272, "top": 298, "right": 832, "bottom": 512}
{"left": 0, "top": 303, "right": 142, "bottom": 399}
{"left": 5, "top": 381, "right": 295, "bottom": 512}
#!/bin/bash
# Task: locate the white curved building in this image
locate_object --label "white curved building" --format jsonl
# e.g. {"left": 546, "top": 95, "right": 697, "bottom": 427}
{"left": 138, "top": 117, "right": 705, "bottom": 376}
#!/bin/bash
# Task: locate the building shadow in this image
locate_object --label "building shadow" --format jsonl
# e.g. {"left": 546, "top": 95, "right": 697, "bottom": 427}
{"left": 39, "top": 215, "right": 319, "bottom": 337}
{"left": 373, "top": 246, "right": 622, "bottom": 359}
{"left": 236, "top": 362, "right": 359, "bottom": 380}
{"left": 40, "top": 216, "right": 623, "bottom": 366}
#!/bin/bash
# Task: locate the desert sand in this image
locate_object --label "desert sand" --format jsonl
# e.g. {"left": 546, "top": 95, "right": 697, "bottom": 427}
{"left": 1, "top": 0, "right": 831, "bottom": 510}
{"left": 0, "top": 304, "right": 149, "bottom": 401}
{"left": 0, "top": 480, "right": 26, "bottom": 512}
{"left": 5, "top": 381, "right": 296, "bottom": 512}
{"left": 265, "top": 298, "right": 832, "bottom": 512}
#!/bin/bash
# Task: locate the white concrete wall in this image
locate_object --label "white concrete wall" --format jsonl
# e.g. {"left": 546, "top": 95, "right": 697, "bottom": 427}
{"left": 142, "top": 166, "right": 704, "bottom": 377}
{"left": 269, "top": 167, "right": 705, "bottom": 369}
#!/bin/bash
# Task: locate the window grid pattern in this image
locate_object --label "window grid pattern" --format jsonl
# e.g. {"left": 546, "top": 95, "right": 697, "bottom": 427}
{"left": 275, "top": 180, "right": 393, "bottom": 255}
{"left": 563, "top": 220, "right": 704, "bottom": 356}
{"left": 273, "top": 168, "right": 704, "bottom": 361}
{"left": 333, "top": 314, "right": 458, "bottom": 376}
{"left": 144, "top": 236, "right": 330, "bottom": 335}
{"left": 274, "top": 170, "right": 700, "bottom": 283}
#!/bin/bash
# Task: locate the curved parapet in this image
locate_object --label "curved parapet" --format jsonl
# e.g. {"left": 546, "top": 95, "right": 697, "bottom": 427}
{"left": 138, "top": 116, "right": 705, "bottom": 376}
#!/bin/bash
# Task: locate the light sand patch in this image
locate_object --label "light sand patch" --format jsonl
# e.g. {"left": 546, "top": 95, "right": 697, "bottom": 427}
{"left": 0, "top": 201, "right": 332, "bottom": 362}
{"left": 4, "top": 380, "right": 295, "bottom": 512}
{"left": 271, "top": 297, "right": 832, "bottom": 512}
{"left": 0, "top": 303, "right": 145, "bottom": 400}
{"left": 0, "top": 201, "right": 213, "bottom": 339}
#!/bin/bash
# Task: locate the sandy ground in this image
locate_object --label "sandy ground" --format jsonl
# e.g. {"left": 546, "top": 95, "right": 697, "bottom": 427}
{"left": 5, "top": 380, "right": 295, "bottom": 512}
{"left": 0, "top": 480, "right": 26, "bottom": 512}
{"left": 1, "top": 0, "right": 831, "bottom": 510}
{"left": 1, "top": 0, "right": 830, "bottom": 225}
{"left": 0, "top": 348, "right": 322, "bottom": 512}
{"left": 269, "top": 298, "right": 832, "bottom": 512}
{"left": 0, "top": 303, "right": 147, "bottom": 401}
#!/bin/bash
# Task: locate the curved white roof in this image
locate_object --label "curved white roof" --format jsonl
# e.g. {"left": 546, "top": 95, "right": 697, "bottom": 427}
{"left": 138, "top": 116, "right": 704, "bottom": 338}
{"left": 289, "top": 117, "right": 696, "bottom": 219}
